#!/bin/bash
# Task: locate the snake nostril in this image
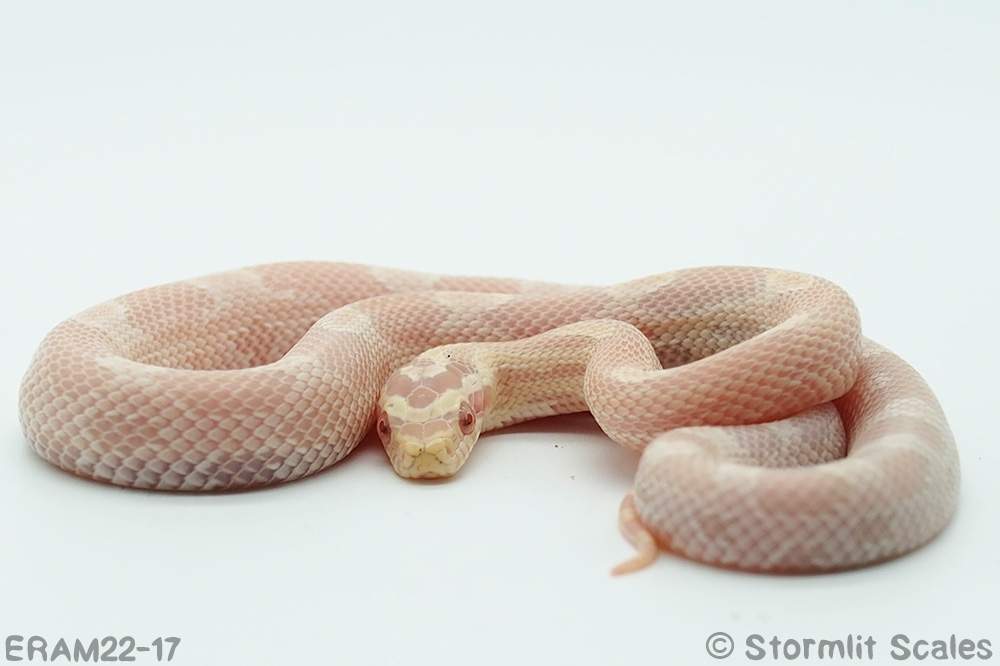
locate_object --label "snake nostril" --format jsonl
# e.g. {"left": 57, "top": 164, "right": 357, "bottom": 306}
{"left": 401, "top": 441, "right": 424, "bottom": 457}
{"left": 425, "top": 440, "right": 447, "bottom": 455}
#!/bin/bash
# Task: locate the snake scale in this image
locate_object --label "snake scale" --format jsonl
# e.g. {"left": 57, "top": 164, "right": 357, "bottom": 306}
{"left": 18, "top": 262, "right": 959, "bottom": 573}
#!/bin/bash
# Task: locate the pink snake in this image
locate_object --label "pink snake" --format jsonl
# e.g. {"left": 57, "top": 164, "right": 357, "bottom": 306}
{"left": 18, "top": 262, "right": 959, "bottom": 573}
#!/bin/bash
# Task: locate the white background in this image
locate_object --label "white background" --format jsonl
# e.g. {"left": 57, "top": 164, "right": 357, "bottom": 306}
{"left": 2, "top": 2, "right": 998, "bottom": 665}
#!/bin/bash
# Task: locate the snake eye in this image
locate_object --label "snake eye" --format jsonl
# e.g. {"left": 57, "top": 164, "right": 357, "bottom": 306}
{"left": 458, "top": 403, "right": 476, "bottom": 435}
{"left": 376, "top": 411, "right": 391, "bottom": 443}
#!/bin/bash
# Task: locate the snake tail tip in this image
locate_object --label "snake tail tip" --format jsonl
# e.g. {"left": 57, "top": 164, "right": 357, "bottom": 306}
{"left": 610, "top": 551, "right": 658, "bottom": 576}
{"left": 612, "top": 493, "right": 659, "bottom": 575}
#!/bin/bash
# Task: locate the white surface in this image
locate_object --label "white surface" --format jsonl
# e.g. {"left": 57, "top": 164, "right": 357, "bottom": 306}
{"left": 2, "top": 3, "right": 998, "bottom": 665}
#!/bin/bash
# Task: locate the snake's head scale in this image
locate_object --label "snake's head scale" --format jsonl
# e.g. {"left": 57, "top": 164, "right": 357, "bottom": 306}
{"left": 376, "top": 349, "right": 491, "bottom": 479}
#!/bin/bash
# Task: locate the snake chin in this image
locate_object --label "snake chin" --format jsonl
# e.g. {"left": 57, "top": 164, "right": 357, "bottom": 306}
{"left": 389, "top": 437, "right": 464, "bottom": 479}
{"left": 397, "top": 455, "right": 459, "bottom": 479}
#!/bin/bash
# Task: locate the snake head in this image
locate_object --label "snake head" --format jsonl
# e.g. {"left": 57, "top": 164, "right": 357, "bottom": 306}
{"left": 376, "top": 352, "right": 491, "bottom": 479}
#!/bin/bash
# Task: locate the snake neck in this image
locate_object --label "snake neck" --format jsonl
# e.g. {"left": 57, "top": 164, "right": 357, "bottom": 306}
{"left": 439, "top": 319, "right": 652, "bottom": 433}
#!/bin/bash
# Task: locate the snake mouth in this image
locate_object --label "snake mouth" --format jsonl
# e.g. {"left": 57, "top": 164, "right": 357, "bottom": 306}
{"left": 391, "top": 438, "right": 462, "bottom": 479}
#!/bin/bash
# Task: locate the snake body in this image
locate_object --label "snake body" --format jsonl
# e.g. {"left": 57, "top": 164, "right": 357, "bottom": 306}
{"left": 18, "top": 262, "right": 959, "bottom": 573}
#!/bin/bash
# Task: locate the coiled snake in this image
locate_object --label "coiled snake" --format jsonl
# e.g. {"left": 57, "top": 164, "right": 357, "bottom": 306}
{"left": 18, "top": 262, "right": 959, "bottom": 573}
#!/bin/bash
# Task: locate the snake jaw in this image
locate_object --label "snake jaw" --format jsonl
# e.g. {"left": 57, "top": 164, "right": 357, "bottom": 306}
{"left": 392, "top": 435, "right": 465, "bottom": 479}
